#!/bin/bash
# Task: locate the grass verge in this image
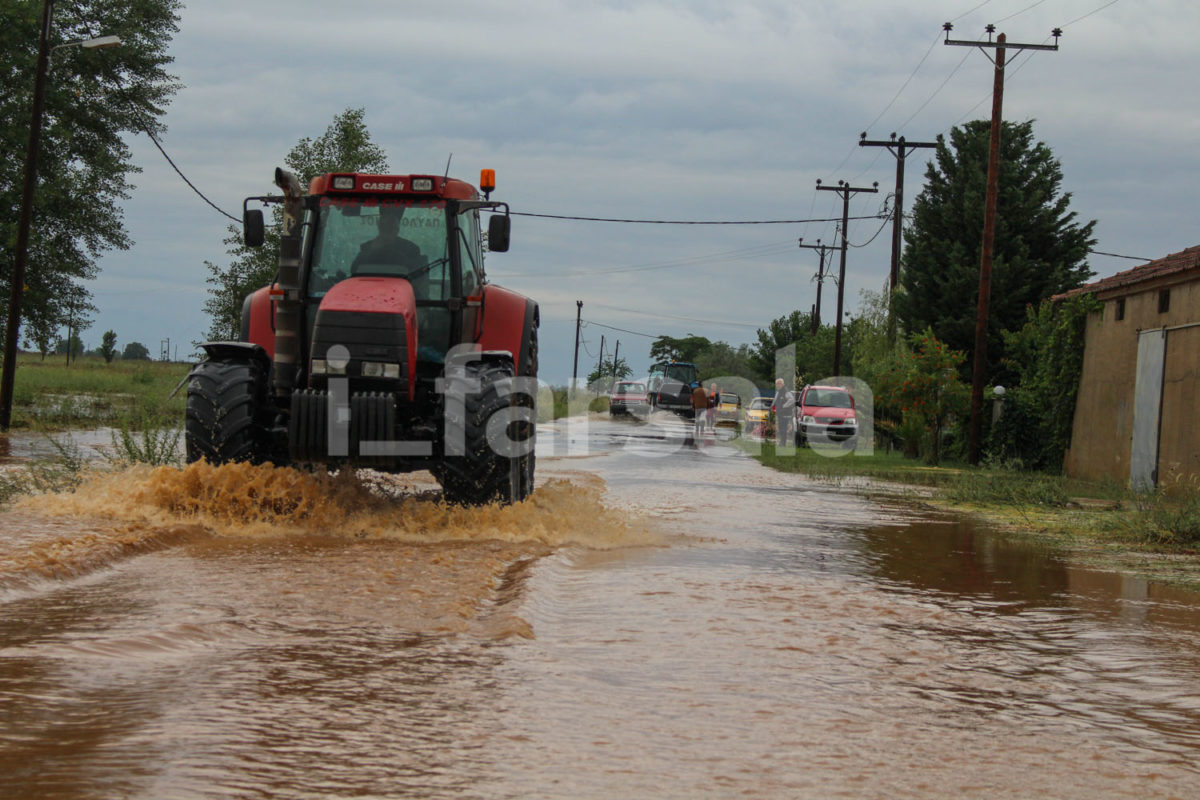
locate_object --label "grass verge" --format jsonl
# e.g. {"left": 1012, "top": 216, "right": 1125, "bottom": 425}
{"left": 5, "top": 354, "right": 189, "bottom": 431}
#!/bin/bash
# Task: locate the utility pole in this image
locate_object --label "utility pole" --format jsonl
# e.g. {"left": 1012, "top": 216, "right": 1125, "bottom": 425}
{"left": 596, "top": 334, "right": 606, "bottom": 376}
{"left": 815, "top": 179, "right": 878, "bottom": 376}
{"left": 858, "top": 132, "right": 937, "bottom": 295}
{"left": 0, "top": 0, "right": 54, "bottom": 427}
{"left": 612, "top": 339, "right": 620, "bottom": 374}
{"left": 571, "top": 300, "right": 583, "bottom": 395}
{"left": 944, "top": 22, "right": 1060, "bottom": 465}
{"left": 798, "top": 237, "right": 844, "bottom": 335}
{"left": 0, "top": 5, "right": 120, "bottom": 428}
{"left": 65, "top": 296, "right": 75, "bottom": 366}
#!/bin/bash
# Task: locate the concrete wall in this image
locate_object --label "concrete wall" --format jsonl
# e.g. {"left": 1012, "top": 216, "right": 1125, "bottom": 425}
{"left": 1064, "top": 277, "right": 1200, "bottom": 485}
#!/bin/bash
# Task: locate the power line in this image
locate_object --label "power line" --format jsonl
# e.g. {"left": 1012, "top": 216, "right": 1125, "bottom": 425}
{"left": 590, "top": 302, "right": 761, "bottom": 329}
{"left": 510, "top": 211, "right": 868, "bottom": 225}
{"left": 582, "top": 320, "right": 659, "bottom": 339}
{"left": 503, "top": 238, "right": 825, "bottom": 279}
{"left": 69, "top": 4, "right": 241, "bottom": 223}
{"left": 848, "top": 214, "right": 892, "bottom": 248}
{"left": 994, "top": 0, "right": 1050, "bottom": 25}
{"left": 1063, "top": 0, "right": 1123, "bottom": 28}
{"left": 861, "top": 28, "right": 944, "bottom": 136}
{"left": 951, "top": 0, "right": 996, "bottom": 23}
{"left": 1089, "top": 249, "right": 1151, "bottom": 262}
{"left": 133, "top": 115, "right": 240, "bottom": 223}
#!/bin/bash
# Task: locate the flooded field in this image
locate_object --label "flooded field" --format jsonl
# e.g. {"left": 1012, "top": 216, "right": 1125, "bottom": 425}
{"left": 2, "top": 415, "right": 1199, "bottom": 798}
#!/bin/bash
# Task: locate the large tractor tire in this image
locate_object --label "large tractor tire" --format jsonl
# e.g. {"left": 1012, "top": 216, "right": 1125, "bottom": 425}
{"left": 437, "top": 359, "right": 535, "bottom": 506}
{"left": 185, "top": 359, "right": 269, "bottom": 465}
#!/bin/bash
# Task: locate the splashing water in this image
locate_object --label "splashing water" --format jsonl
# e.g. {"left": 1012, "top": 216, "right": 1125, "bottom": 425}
{"left": 16, "top": 461, "right": 657, "bottom": 548}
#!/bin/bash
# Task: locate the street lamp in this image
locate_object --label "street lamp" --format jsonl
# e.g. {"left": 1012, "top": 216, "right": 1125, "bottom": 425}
{"left": 0, "top": 0, "right": 120, "bottom": 429}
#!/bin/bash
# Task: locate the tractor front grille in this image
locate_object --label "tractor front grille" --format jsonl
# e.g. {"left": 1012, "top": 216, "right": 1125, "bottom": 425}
{"left": 289, "top": 389, "right": 398, "bottom": 466}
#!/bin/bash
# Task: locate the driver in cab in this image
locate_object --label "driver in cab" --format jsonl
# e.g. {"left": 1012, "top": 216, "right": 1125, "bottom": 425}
{"left": 351, "top": 209, "right": 424, "bottom": 276}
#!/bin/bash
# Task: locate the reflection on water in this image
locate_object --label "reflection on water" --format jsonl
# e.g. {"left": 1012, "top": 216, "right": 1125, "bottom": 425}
{"left": 0, "top": 420, "right": 1199, "bottom": 798}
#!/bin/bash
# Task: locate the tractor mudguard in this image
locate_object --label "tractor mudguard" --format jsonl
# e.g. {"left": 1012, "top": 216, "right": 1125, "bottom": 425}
{"left": 477, "top": 286, "right": 538, "bottom": 375}
{"left": 240, "top": 286, "right": 276, "bottom": 358}
{"left": 198, "top": 341, "right": 272, "bottom": 372}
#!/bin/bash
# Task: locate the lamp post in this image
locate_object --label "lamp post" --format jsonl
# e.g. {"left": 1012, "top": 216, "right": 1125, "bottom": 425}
{"left": 0, "top": 0, "right": 120, "bottom": 429}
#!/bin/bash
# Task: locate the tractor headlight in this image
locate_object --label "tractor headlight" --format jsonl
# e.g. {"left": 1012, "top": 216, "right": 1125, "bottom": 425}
{"left": 312, "top": 359, "right": 345, "bottom": 375}
{"left": 361, "top": 361, "right": 401, "bottom": 379}
{"left": 332, "top": 176, "right": 355, "bottom": 190}
{"left": 411, "top": 178, "right": 434, "bottom": 191}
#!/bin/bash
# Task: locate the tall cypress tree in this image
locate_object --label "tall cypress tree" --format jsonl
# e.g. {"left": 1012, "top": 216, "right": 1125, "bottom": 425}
{"left": 895, "top": 119, "right": 1096, "bottom": 383}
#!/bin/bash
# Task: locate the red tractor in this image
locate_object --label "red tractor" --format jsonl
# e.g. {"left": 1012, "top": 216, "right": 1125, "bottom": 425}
{"left": 185, "top": 167, "right": 539, "bottom": 505}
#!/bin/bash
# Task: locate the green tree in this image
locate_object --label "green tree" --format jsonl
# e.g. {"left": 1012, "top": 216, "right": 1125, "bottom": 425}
{"left": 749, "top": 309, "right": 843, "bottom": 384}
{"left": 648, "top": 334, "right": 712, "bottom": 364}
{"left": 878, "top": 330, "right": 969, "bottom": 465}
{"left": 0, "top": 1, "right": 180, "bottom": 358}
{"left": 989, "top": 294, "right": 1101, "bottom": 470}
{"left": 693, "top": 341, "right": 760, "bottom": 386}
{"left": 122, "top": 340, "right": 150, "bottom": 360}
{"left": 99, "top": 329, "right": 117, "bottom": 363}
{"left": 895, "top": 120, "right": 1096, "bottom": 384}
{"left": 201, "top": 108, "right": 389, "bottom": 340}
{"left": 55, "top": 332, "right": 85, "bottom": 361}
{"left": 587, "top": 356, "right": 632, "bottom": 391}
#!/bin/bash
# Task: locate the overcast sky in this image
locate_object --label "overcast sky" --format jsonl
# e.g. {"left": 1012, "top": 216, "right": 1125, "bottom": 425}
{"left": 84, "top": 0, "right": 1197, "bottom": 383}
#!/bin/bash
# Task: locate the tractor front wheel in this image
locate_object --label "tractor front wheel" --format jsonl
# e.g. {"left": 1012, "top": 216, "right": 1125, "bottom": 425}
{"left": 437, "top": 360, "right": 534, "bottom": 506}
{"left": 185, "top": 359, "right": 269, "bottom": 465}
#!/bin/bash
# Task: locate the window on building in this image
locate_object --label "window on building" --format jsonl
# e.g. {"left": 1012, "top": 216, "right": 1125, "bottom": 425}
{"left": 1115, "top": 298, "right": 1126, "bottom": 321}
{"left": 1158, "top": 289, "right": 1171, "bottom": 314}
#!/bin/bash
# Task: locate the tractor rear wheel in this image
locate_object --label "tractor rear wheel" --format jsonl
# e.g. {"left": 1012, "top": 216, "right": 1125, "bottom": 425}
{"left": 437, "top": 360, "right": 534, "bottom": 506}
{"left": 185, "top": 359, "right": 269, "bottom": 465}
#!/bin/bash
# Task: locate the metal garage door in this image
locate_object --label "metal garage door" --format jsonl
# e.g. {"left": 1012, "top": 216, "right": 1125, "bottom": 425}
{"left": 1130, "top": 328, "right": 1166, "bottom": 491}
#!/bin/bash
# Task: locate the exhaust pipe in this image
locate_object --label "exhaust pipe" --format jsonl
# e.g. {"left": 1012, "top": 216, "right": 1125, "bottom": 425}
{"left": 272, "top": 168, "right": 304, "bottom": 399}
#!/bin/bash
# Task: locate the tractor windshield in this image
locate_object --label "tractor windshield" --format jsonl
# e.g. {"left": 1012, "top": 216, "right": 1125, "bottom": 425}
{"left": 307, "top": 198, "right": 451, "bottom": 299}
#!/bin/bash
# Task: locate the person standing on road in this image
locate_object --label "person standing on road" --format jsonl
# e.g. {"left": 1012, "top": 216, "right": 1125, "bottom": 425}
{"left": 773, "top": 377, "right": 794, "bottom": 447}
{"left": 707, "top": 383, "right": 719, "bottom": 431}
{"left": 691, "top": 383, "right": 708, "bottom": 442}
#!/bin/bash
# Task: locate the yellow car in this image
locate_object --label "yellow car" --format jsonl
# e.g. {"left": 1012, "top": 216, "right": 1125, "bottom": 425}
{"left": 715, "top": 392, "right": 741, "bottom": 427}
{"left": 742, "top": 395, "right": 771, "bottom": 435}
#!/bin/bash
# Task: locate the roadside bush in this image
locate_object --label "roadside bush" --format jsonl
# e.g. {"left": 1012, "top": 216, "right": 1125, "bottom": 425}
{"left": 1118, "top": 481, "right": 1200, "bottom": 547}
{"left": 107, "top": 422, "right": 182, "bottom": 467}
{"left": 0, "top": 435, "right": 87, "bottom": 506}
{"left": 989, "top": 294, "right": 1101, "bottom": 471}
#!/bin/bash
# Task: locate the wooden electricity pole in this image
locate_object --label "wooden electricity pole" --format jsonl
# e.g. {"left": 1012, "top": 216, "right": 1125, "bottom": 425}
{"left": 572, "top": 300, "right": 583, "bottom": 395}
{"left": 943, "top": 22, "right": 1061, "bottom": 465}
{"left": 797, "top": 237, "right": 843, "bottom": 335}
{"left": 857, "top": 133, "right": 938, "bottom": 295}
{"left": 815, "top": 180, "right": 878, "bottom": 377}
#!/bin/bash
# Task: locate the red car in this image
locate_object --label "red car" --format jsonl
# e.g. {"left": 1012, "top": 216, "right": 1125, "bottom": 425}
{"left": 609, "top": 381, "right": 649, "bottom": 417}
{"left": 795, "top": 385, "right": 858, "bottom": 446}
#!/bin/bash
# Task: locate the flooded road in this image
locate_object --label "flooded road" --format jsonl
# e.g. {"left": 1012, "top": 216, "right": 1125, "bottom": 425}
{"left": 2, "top": 415, "right": 1200, "bottom": 798}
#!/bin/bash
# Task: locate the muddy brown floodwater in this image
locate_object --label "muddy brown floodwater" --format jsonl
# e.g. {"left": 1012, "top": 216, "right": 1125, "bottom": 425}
{"left": 2, "top": 415, "right": 1200, "bottom": 799}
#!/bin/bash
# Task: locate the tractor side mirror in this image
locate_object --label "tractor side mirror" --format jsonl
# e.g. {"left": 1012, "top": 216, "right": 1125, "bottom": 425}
{"left": 488, "top": 214, "right": 510, "bottom": 253}
{"left": 243, "top": 208, "right": 265, "bottom": 248}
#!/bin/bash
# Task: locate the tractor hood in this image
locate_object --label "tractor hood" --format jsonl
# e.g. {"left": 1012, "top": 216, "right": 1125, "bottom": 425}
{"left": 310, "top": 277, "right": 419, "bottom": 400}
